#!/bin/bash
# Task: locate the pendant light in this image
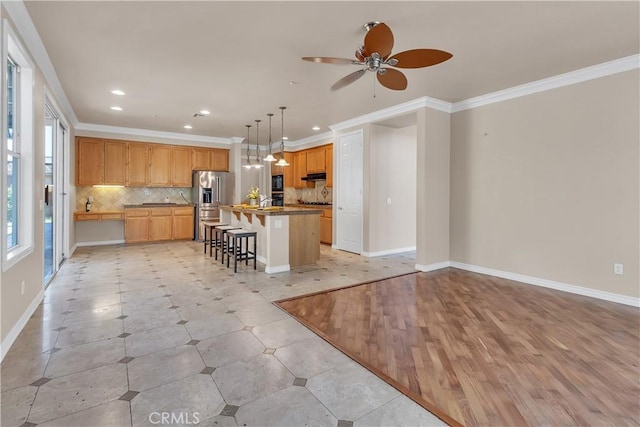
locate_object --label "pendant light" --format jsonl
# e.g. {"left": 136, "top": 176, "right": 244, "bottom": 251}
{"left": 263, "top": 113, "right": 276, "bottom": 162}
{"left": 253, "top": 119, "right": 264, "bottom": 168}
{"left": 243, "top": 124, "right": 253, "bottom": 169}
{"left": 275, "top": 106, "right": 290, "bottom": 167}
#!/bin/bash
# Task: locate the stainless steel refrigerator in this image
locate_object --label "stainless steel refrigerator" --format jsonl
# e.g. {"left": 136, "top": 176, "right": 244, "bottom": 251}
{"left": 192, "top": 171, "right": 234, "bottom": 241}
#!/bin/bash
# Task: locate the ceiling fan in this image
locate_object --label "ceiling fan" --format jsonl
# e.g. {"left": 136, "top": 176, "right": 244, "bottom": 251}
{"left": 302, "top": 22, "right": 452, "bottom": 91}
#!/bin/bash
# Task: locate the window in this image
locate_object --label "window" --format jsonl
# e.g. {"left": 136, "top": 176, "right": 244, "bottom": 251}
{"left": 6, "top": 56, "right": 19, "bottom": 249}
{"left": 2, "top": 21, "right": 34, "bottom": 271}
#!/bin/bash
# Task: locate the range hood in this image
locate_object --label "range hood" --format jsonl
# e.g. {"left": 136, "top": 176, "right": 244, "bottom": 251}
{"left": 301, "top": 172, "right": 327, "bottom": 181}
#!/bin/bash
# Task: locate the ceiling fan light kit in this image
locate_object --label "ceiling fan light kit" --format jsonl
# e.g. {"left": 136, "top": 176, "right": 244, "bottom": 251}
{"left": 302, "top": 21, "right": 452, "bottom": 92}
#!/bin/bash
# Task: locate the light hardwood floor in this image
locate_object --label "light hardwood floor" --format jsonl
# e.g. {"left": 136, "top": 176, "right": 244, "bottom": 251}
{"left": 278, "top": 268, "right": 640, "bottom": 427}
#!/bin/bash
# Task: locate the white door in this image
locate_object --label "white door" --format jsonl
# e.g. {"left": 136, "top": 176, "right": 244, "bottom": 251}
{"left": 336, "top": 129, "right": 363, "bottom": 254}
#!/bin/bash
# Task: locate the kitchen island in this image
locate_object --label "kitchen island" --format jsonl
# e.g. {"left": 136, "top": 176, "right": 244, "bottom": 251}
{"left": 219, "top": 206, "right": 322, "bottom": 273}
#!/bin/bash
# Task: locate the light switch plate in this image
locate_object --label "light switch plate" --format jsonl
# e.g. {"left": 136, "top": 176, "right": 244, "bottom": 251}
{"left": 614, "top": 263, "right": 624, "bottom": 275}
{"left": 275, "top": 220, "right": 282, "bottom": 229}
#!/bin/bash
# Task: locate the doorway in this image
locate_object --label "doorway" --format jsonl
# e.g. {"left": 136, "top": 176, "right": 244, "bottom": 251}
{"left": 43, "top": 102, "right": 67, "bottom": 286}
{"left": 335, "top": 129, "right": 363, "bottom": 254}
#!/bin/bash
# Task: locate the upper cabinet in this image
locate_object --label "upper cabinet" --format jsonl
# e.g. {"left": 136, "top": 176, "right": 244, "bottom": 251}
{"left": 76, "top": 138, "right": 104, "bottom": 185}
{"left": 127, "top": 143, "right": 149, "bottom": 186}
{"left": 149, "top": 145, "right": 172, "bottom": 187}
{"left": 211, "top": 148, "right": 229, "bottom": 172}
{"left": 103, "top": 140, "right": 127, "bottom": 185}
{"left": 306, "top": 147, "right": 326, "bottom": 173}
{"left": 76, "top": 136, "right": 229, "bottom": 187}
{"left": 293, "top": 151, "right": 308, "bottom": 188}
{"left": 192, "top": 147, "right": 211, "bottom": 170}
{"left": 171, "top": 146, "right": 192, "bottom": 187}
{"left": 76, "top": 138, "right": 126, "bottom": 186}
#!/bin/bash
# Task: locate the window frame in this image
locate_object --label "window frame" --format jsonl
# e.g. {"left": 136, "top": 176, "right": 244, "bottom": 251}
{"left": 2, "top": 20, "right": 35, "bottom": 271}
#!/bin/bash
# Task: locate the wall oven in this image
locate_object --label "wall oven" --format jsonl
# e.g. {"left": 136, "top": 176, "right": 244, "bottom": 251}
{"left": 271, "top": 193, "right": 284, "bottom": 206}
{"left": 272, "top": 174, "right": 284, "bottom": 192}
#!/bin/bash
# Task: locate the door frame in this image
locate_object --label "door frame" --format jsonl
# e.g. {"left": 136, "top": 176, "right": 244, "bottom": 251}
{"left": 334, "top": 128, "right": 364, "bottom": 254}
{"left": 43, "top": 92, "right": 70, "bottom": 285}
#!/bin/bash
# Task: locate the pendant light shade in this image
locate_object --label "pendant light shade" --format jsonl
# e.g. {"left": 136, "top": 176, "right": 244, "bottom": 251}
{"left": 264, "top": 113, "right": 276, "bottom": 162}
{"left": 275, "top": 106, "right": 290, "bottom": 167}
{"left": 254, "top": 119, "right": 264, "bottom": 168}
{"left": 243, "top": 125, "right": 253, "bottom": 169}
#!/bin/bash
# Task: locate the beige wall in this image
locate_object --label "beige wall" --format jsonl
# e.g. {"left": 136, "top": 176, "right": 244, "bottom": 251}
{"left": 416, "top": 107, "right": 451, "bottom": 267}
{"left": 367, "top": 124, "right": 417, "bottom": 253}
{"left": 450, "top": 70, "right": 640, "bottom": 298}
{"left": 1, "top": 10, "right": 71, "bottom": 345}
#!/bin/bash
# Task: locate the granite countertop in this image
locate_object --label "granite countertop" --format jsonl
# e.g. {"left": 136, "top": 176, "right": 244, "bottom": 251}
{"left": 220, "top": 205, "right": 322, "bottom": 216}
{"left": 124, "top": 203, "right": 195, "bottom": 208}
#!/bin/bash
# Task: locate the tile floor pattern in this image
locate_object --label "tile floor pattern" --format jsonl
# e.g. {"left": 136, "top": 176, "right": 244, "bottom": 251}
{"left": 1, "top": 241, "right": 446, "bottom": 427}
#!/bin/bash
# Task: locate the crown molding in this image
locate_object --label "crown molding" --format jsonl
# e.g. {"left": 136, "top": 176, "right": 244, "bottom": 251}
{"left": 286, "top": 131, "right": 333, "bottom": 149}
{"left": 2, "top": 0, "right": 79, "bottom": 126}
{"left": 329, "top": 96, "right": 452, "bottom": 133}
{"left": 452, "top": 54, "right": 640, "bottom": 112}
{"left": 229, "top": 137, "right": 244, "bottom": 144}
{"left": 75, "top": 122, "right": 233, "bottom": 145}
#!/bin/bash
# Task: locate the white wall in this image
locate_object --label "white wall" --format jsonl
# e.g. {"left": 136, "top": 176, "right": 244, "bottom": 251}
{"left": 366, "top": 124, "right": 417, "bottom": 254}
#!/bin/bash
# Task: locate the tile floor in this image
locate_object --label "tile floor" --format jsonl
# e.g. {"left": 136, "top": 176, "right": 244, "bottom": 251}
{"left": 1, "top": 241, "right": 445, "bottom": 427}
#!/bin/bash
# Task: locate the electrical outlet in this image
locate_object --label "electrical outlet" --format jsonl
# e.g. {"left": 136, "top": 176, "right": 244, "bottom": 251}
{"left": 275, "top": 220, "right": 282, "bottom": 229}
{"left": 386, "top": 198, "right": 392, "bottom": 205}
{"left": 614, "top": 263, "right": 624, "bottom": 275}
{"left": 21, "top": 280, "right": 25, "bottom": 295}
{"left": 144, "top": 189, "right": 149, "bottom": 196}
{"left": 179, "top": 191, "right": 184, "bottom": 196}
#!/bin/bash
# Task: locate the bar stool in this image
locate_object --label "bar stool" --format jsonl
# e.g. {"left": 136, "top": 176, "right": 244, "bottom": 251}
{"left": 214, "top": 225, "right": 242, "bottom": 262}
{"left": 202, "top": 221, "right": 228, "bottom": 255}
{"left": 226, "top": 229, "right": 257, "bottom": 273}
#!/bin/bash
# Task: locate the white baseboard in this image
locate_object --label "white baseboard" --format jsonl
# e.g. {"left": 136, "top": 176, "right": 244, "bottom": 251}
{"left": 362, "top": 246, "right": 417, "bottom": 258}
{"left": 76, "top": 239, "right": 125, "bottom": 247}
{"left": 69, "top": 244, "right": 78, "bottom": 257}
{"left": 415, "top": 261, "right": 451, "bottom": 272}
{"left": 265, "top": 264, "right": 290, "bottom": 274}
{"left": 450, "top": 261, "right": 640, "bottom": 308}
{"left": 1, "top": 289, "right": 45, "bottom": 362}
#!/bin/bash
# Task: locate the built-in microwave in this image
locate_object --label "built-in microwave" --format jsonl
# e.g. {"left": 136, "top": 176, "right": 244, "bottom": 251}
{"left": 272, "top": 174, "right": 284, "bottom": 192}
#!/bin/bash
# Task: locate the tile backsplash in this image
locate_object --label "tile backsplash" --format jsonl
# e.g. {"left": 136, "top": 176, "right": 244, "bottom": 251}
{"left": 76, "top": 187, "right": 192, "bottom": 211}
{"left": 284, "top": 180, "right": 333, "bottom": 204}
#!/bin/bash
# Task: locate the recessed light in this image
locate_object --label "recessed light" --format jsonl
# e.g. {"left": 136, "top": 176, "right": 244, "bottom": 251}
{"left": 199, "top": 110, "right": 210, "bottom": 115}
{"left": 312, "top": 126, "right": 320, "bottom": 131}
{"left": 184, "top": 125, "right": 193, "bottom": 129}
{"left": 283, "top": 136, "right": 288, "bottom": 140}
{"left": 110, "top": 106, "right": 122, "bottom": 111}
{"left": 111, "top": 89, "right": 125, "bottom": 96}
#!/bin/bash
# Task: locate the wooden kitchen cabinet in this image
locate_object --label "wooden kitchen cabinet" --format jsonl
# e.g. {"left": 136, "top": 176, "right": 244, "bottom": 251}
{"left": 320, "top": 207, "right": 332, "bottom": 244}
{"left": 171, "top": 146, "right": 192, "bottom": 187}
{"left": 149, "top": 145, "right": 172, "bottom": 186}
{"left": 127, "top": 143, "right": 149, "bottom": 186}
{"left": 76, "top": 138, "right": 104, "bottom": 185}
{"left": 103, "top": 140, "right": 127, "bottom": 185}
{"left": 306, "top": 147, "right": 326, "bottom": 173}
{"left": 325, "top": 145, "right": 333, "bottom": 187}
{"left": 125, "top": 208, "right": 150, "bottom": 243}
{"left": 293, "top": 151, "right": 308, "bottom": 188}
{"left": 192, "top": 147, "right": 212, "bottom": 170}
{"left": 211, "top": 148, "right": 229, "bottom": 171}
{"left": 172, "top": 206, "right": 194, "bottom": 240}
{"left": 149, "top": 208, "right": 173, "bottom": 241}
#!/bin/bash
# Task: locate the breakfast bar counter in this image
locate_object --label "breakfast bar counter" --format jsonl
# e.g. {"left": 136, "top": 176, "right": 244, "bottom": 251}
{"left": 220, "top": 205, "right": 322, "bottom": 273}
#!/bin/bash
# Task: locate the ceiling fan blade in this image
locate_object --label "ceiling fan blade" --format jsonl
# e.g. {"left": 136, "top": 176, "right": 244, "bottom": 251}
{"left": 377, "top": 68, "right": 407, "bottom": 90}
{"left": 364, "top": 23, "right": 394, "bottom": 59}
{"left": 388, "top": 49, "right": 453, "bottom": 68}
{"left": 302, "top": 57, "right": 356, "bottom": 65}
{"left": 331, "top": 69, "right": 367, "bottom": 91}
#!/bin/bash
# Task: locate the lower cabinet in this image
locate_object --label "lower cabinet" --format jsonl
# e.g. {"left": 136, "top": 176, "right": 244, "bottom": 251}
{"left": 320, "top": 208, "right": 333, "bottom": 244}
{"left": 172, "top": 207, "right": 195, "bottom": 240}
{"left": 150, "top": 209, "right": 173, "bottom": 241}
{"left": 125, "top": 206, "right": 194, "bottom": 243}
